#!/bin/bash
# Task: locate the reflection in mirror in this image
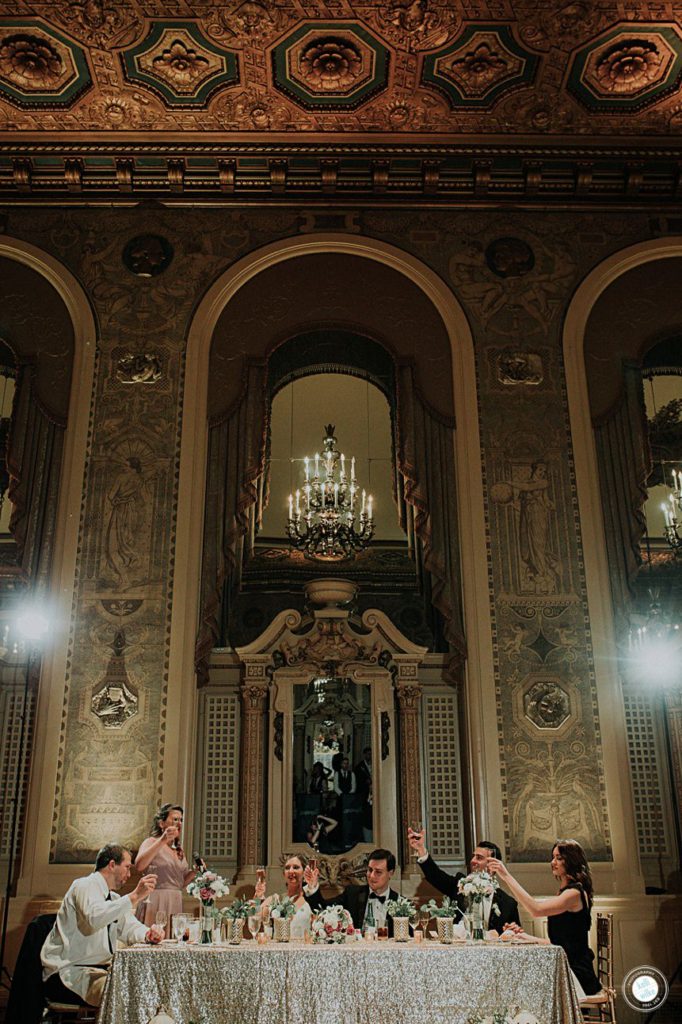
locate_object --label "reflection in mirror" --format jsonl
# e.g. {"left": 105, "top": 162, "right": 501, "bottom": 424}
{"left": 293, "top": 677, "right": 372, "bottom": 853}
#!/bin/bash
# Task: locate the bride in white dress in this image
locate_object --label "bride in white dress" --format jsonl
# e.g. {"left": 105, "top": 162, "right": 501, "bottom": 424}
{"left": 255, "top": 854, "right": 313, "bottom": 939}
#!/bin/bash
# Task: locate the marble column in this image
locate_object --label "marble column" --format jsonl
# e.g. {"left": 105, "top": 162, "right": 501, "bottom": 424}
{"left": 238, "top": 678, "right": 269, "bottom": 875}
{"left": 395, "top": 678, "right": 423, "bottom": 875}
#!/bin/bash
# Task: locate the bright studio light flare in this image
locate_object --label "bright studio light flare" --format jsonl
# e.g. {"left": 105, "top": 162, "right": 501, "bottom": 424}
{"left": 629, "top": 627, "right": 681, "bottom": 687}
{"left": 14, "top": 606, "right": 51, "bottom": 644}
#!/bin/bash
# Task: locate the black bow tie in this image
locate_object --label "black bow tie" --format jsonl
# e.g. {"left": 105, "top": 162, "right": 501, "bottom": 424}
{"left": 369, "top": 893, "right": 386, "bottom": 903}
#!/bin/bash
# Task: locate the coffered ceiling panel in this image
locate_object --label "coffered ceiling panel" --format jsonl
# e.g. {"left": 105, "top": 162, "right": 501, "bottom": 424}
{"left": 2, "top": 3, "right": 682, "bottom": 203}
{"left": 1, "top": 2, "right": 682, "bottom": 137}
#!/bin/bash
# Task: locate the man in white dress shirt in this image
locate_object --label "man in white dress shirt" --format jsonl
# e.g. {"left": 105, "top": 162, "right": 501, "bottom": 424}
{"left": 41, "top": 842, "right": 161, "bottom": 1006}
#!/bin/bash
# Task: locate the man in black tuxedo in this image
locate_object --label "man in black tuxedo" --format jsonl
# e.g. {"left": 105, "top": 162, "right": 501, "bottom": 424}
{"left": 408, "top": 829, "right": 521, "bottom": 935}
{"left": 305, "top": 848, "right": 399, "bottom": 935}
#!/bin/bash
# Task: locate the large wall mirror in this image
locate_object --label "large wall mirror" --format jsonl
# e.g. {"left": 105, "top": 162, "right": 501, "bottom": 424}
{"left": 292, "top": 676, "right": 372, "bottom": 853}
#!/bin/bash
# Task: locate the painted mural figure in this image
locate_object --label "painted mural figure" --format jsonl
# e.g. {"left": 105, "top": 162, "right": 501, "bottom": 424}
{"left": 515, "top": 461, "right": 560, "bottom": 594}
{"left": 105, "top": 456, "right": 146, "bottom": 586}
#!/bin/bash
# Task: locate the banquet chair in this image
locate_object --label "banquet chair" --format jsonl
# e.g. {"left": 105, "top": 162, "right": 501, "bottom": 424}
{"left": 5, "top": 912, "right": 97, "bottom": 1024}
{"left": 580, "top": 912, "right": 617, "bottom": 1024}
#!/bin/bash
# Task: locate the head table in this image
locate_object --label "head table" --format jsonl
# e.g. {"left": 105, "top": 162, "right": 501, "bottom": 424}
{"left": 98, "top": 938, "right": 581, "bottom": 1024}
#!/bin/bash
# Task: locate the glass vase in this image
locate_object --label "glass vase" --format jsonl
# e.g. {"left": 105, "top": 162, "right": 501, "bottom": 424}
{"left": 200, "top": 905, "right": 215, "bottom": 944}
{"left": 467, "top": 898, "right": 486, "bottom": 941}
{"left": 393, "top": 917, "right": 410, "bottom": 942}
{"left": 273, "top": 917, "right": 291, "bottom": 942}
{"left": 436, "top": 917, "right": 454, "bottom": 943}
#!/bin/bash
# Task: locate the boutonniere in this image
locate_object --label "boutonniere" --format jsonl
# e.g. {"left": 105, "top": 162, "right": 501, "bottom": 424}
{"left": 492, "top": 902, "right": 500, "bottom": 917}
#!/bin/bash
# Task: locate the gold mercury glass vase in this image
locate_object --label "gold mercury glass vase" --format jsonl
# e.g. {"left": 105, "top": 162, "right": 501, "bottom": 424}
{"left": 273, "top": 916, "right": 291, "bottom": 942}
{"left": 393, "top": 917, "right": 410, "bottom": 942}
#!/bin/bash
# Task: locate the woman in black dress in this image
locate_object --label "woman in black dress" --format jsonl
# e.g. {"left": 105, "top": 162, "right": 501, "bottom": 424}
{"left": 488, "top": 839, "right": 602, "bottom": 998}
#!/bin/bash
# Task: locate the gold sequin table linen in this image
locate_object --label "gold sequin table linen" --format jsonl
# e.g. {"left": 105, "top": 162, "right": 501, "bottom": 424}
{"left": 98, "top": 940, "right": 581, "bottom": 1024}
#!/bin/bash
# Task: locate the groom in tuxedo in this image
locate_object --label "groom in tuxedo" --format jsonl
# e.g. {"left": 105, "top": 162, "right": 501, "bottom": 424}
{"left": 408, "top": 829, "right": 521, "bottom": 935}
{"left": 306, "top": 848, "right": 399, "bottom": 935}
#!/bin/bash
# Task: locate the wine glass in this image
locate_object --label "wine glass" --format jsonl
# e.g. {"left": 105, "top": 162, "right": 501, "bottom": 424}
{"left": 155, "top": 910, "right": 168, "bottom": 937}
{"left": 418, "top": 903, "right": 430, "bottom": 936}
{"left": 141, "top": 863, "right": 158, "bottom": 912}
{"left": 247, "top": 914, "right": 261, "bottom": 941}
{"left": 172, "top": 914, "right": 186, "bottom": 941}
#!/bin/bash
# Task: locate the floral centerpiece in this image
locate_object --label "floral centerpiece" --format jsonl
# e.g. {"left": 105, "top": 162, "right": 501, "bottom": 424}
{"left": 311, "top": 904, "right": 353, "bottom": 944}
{"left": 422, "top": 896, "right": 461, "bottom": 918}
{"left": 385, "top": 895, "right": 416, "bottom": 941}
{"left": 269, "top": 894, "right": 299, "bottom": 941}
{"left": 422, "top": 896, "right": 461, "bottom": 943}
{"left": 457, "top": 870, "right": 499, "bottom": 941}
{"left": 221, "top": 897, "right": 259, "bottom": 921}
{"left": 186, "top": 867, "right": 230, "bottom": 943}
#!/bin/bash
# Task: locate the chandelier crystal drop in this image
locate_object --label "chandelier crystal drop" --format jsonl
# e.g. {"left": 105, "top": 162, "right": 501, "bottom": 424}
{"left": 661, "top": 467, "right": 682, "bottom": 555}
{"left": 286, "top": 424, "right": 374, "bottom": 561}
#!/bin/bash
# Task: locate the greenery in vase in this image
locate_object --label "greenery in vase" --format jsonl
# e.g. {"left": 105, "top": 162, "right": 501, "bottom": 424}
{"left": 423, "top": 896, "right": 461, "bottom": 918}
{"left": 269, "top": 894, "right": 298, "bottom": 920}
{"left": 221, "top": 897, "right": 259, "bottom": 920}
{"left": 385, "top": 895, "right": 417, "bottom": 920}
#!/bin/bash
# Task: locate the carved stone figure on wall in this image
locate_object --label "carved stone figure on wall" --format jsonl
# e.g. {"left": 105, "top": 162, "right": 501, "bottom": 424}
{"left": 491, "top": 461, "right": 561, "bottom": 594}
{"left": 515, "top": 462, "right": 560, "bottom": 594}
{"left": 104, "top": 456, "right": 147, "bottom": 587}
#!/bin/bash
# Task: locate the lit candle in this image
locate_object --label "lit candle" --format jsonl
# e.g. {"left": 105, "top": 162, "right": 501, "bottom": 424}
{"left": 288, "top": 494, "right": 293, "bottom": 520}
{"left": 304, "top": 456, "right": 309, "bottom": 481}
{"left": 340, "top": 453, "right": 345, "bottom": 478}
{"left": 350, "top": 483, "right": 356, "bottom": 509}
{"left": 315, "top": 452, "right": 320, "bottom": 477}
{"left": 305, "top": 484, "right": 311, "bottom": 508}
{"left": 334, "top": 483, "right": 339, "bottom": 507}
{"left": 295, "top": 489, "right": 300, "bottom": 515}
{"left": 320, "top": 481, "right": 325, "bottom": 501}
{"left": 367, "top": 496, "right": 373, "bottom": 520}
{"left": 661, "top": 503, "right": 670, "bottom": 527}
{"left": 361, "top": 489, "right": 366, "bottom": 515}
{"left": 351, "top": 456, "right": 355, "bottom": 482}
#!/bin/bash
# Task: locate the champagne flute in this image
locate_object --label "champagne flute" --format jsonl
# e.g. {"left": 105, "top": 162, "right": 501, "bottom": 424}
{"left": 409, "top": 821, "right": 423, "bottom": 859}
{"left": 247, "top": 914, "right": 261, "bottom": 941}
{"left": 155, "top": 910, "right": 168, "bottom": 938}
{"left": 142, "top": 862, "right": 158, "bottom": 913}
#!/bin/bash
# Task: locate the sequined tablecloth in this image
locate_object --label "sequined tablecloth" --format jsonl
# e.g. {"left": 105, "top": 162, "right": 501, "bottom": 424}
{"left": 98, "top": 940, "right": 581, "bottom": 1024}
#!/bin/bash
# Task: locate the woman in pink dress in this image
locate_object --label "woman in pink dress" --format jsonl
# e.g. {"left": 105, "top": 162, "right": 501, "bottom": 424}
{"left": 134, "top": 803, "right": 198, "bottom": 935}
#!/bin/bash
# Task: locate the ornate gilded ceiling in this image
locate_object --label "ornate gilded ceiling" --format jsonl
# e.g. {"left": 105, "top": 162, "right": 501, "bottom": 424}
{"left": 1, "top": 2, "right": 682, "bottom": 202}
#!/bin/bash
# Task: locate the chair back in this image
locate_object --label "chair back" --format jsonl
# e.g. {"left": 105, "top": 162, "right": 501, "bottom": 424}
{"left": 595, "top": 912, "right": 614, "bottom": 990}
{"left": 6, "top": 913, "right": 57, "bottom": 1024}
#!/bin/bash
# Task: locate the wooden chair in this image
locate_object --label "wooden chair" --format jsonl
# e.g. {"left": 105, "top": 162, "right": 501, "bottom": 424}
{"left": 580, "top": 912, "right": 617, "bottom": 1024}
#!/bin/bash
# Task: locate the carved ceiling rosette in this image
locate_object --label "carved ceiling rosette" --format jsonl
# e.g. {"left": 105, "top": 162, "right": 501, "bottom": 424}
{"left": 421, "top": 24, "right": 539, "bottom": 107}
{"left": 0, "top": 19, "right": 92, "bottom": 107}
{"left": 270, "top": 21, "right": 390, "bottom": 109}
{"left": 568, "top": 23, "right": 682, "bottom": 112}
{"left": 121, "top": 21, "right": 239, "bottom": 105}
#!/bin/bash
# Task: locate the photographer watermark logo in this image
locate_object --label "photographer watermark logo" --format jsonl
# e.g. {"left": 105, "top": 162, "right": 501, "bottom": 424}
{"left": 622, "top": 965, "right": 668, "bottom": 1012}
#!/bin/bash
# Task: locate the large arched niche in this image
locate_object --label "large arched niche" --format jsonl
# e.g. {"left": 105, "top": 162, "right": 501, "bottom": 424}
{"left": 200, "top": 252, "right": 463, "bottom": 671}
{"left": 175, "top": 234, "right": 498, "bottom": 851}
{"left": 563, "top": 238, "right": 682, "bottom": 896}
{"left": 0, "top": 236, "right": 96, "bottom": 897}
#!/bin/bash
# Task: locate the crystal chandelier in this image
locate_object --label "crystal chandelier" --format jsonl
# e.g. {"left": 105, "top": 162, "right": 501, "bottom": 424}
{"left": 286, "top": 424, "right": 374, "bottom": 560}
{"left": 628, "top": 588, "right": 681, "bottom": 686}
{"left": 661, "top": 467, "right": 682, "bottom": 554}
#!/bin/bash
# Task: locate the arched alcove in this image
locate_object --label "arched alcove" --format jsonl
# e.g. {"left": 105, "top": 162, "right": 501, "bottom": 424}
{"left": 564, "top": 239, "right": 682, "bottom": 896}
{"left": 0, "top": 236, "right": 96, "bottom": 901}
{"left": 174, "top": 234, "right": 497, "bottom": 880}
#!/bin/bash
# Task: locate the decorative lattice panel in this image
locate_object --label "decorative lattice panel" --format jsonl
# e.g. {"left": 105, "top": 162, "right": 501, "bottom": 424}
{"left": 423, "top": 693, "right": 463, "bottom": 860}
{"left": 199, "top": 693, "right": 239, "bottom": 860}
{"left": 622, "top": 689, "right": 668, "bottom": 857}
{"left": 0, "top": 685, "right": 35, "bottom": 859}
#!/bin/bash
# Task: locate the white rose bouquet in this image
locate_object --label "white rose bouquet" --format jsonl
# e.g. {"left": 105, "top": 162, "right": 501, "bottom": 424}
{"left": 311, "top": 904, "right": 353, "bottom": 944}
{"left": 457, "top": 869, "right": 499, "bottom": 902}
